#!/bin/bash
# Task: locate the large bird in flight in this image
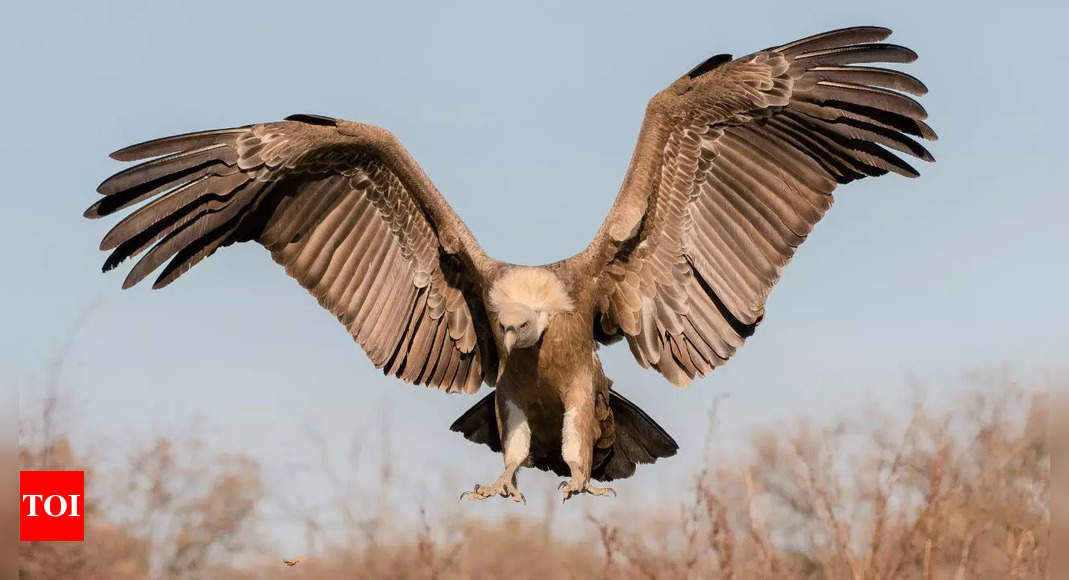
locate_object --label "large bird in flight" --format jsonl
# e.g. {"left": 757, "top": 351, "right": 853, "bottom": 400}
{"left": 86, "top": 26, "right": 934, "bottom": 502}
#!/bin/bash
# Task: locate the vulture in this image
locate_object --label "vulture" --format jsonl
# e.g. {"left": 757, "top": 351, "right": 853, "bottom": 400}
{"left": 86, "top": 26, "right": 935, "bottom": 502}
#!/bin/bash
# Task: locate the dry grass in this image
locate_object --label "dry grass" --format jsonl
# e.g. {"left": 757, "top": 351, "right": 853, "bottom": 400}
{"left": 18, "top": 372, "right": 1050, "bottom": 579}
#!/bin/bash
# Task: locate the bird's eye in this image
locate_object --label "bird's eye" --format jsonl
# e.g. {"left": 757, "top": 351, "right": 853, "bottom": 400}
{"left": 520, "top": 321, "right": 529, "bottom": 329}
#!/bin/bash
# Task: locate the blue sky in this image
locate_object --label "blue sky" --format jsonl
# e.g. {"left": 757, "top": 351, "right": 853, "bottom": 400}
{"left": 6, "top": 0, "right": 1065, "bottom": 547}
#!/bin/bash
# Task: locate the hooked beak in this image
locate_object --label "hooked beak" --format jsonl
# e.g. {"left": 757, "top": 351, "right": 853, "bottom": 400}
{"left": 503, "top": 329, "right": 517, "bottom": 354}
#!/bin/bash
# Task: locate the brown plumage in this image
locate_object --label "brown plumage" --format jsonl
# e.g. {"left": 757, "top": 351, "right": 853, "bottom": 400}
{"left": 85, "top": 26, "right": 934, "bottom": 502}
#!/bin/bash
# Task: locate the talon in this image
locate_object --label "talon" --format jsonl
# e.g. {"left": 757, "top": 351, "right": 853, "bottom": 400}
{"left": 460, "top": 478, "right": 526, "bottom": 504}
{"left": 560, "top": 481, "right": 577, "bottom": 503}
{"left": 501, "top": 483, "right": 526, "bottom": 504}
{"left": 557, "top": 478, "right": 615, "bottom": 501}
{"left": 587, "top": 485, "right": 616, "bottom": 497}
{"left": 459, "top": 486, "right": 481, "bottom": 502}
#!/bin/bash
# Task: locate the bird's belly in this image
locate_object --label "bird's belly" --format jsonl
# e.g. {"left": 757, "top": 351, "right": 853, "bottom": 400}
{"left": 498, "top": 311, "right": 598, "bottom": 454}
{"left": 499, "top": 367, "right": 565, "bottom": 429}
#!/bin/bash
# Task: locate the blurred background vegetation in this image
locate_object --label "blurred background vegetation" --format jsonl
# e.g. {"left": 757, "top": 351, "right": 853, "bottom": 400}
{"left": 17, "top": 361, "right": 1050, "bottom": 579}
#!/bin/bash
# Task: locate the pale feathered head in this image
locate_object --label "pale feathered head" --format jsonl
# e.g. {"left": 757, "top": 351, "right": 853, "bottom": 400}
{"left": 488, "top": 268, "right": 574, "bottom": 352}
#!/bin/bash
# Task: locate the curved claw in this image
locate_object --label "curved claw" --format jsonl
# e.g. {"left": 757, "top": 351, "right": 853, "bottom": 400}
{"left": 460, "top": 481, "right": 526, "bottom": 504}
{"left": 460, "top": 484, "right": 491, "bottom": 502}
{"left": 587, "top": 485, "right": 616, "bottom": 497}
{"left": 501, "top": 481, "right": 526, "bottom": 504}
{"left": 558, "top": 479, "right": 616, "bottom": 502}
{"left": 459, "top": 487, "right": 480, "bottom": 502}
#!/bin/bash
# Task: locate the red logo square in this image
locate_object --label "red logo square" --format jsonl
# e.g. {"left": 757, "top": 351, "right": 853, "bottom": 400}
{"left": 19, "top": 471, "right": 85, "bottom": 542}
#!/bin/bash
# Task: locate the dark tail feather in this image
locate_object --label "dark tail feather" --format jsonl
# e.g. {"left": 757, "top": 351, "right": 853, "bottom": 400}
{"left": 450, "top": 392, "right": 501, "bottom": 452}
{"left": 449, "top": 390, "right": 677, "bottom": 482}
{"left": 593, "top": 391, "right": 678, "bottom": 481}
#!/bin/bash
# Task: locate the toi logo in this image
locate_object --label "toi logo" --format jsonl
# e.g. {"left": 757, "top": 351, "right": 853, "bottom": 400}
{"left": 19, "top": 471, "right": 85, "bottom": 542}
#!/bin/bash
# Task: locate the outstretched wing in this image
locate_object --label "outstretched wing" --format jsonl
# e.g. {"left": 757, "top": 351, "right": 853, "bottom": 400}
{"left": 88, "top": 115, "right": 498, "bottom": 394}
{"left": 581, "top": 27, "right": 936, "bottom": 386}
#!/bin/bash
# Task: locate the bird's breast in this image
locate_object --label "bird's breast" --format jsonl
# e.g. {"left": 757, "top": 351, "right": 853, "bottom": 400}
{"left": 500, "top": 312, "right": 593, "bottom": 398}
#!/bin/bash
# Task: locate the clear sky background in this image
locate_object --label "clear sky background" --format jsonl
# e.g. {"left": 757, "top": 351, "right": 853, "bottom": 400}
{"left": 5, "top": 0, "right": 1065, "bottom": 549}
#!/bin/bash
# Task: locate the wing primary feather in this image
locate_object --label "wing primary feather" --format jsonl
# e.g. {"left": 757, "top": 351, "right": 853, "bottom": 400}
{"left": 807, "top": 66, "right": 928, "bottom": 96}
{"left": 792, "top": 43, "right": 918, "bottom": 65}
{"left": 808, "top": 80, "right": 928, "bottom": 120}
{"left": 783, "top": 112, "right": 921, "bottom": 177}
{"left": 791, "top": 98, "right": 938, "bottom": 140}
{"left": 773, "top": 26, "right": 892, "bottom": 56}
{"left": 153, "top": 218, "right": 243, "bottom": 289}
{"left": 102, "top": 183, "right": 253, "bottom": 272}
{"left": 806, "top": 113, "right": 934, "bottom": 161}
{"left": 85, "top": 162, "right": 237, "bottom": 218}
{"left": 109, "top": 128, "right": 246, "bottom": 162}
{"left": 98, "top": 144, "right": 238, "bottom": 195}
{"left": 99, "top": 172, "right": 249, "bottom": 251}
{"left": 122, "top": 196, "right": 246, "bottom": 289}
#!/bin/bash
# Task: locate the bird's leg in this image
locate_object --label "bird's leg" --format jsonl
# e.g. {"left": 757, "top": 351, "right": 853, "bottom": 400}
{"left": 461, "top": 400, "right": 528, "bottom": 503}
{"left": 559, "top": 383, "right": 615, "bottom": 502}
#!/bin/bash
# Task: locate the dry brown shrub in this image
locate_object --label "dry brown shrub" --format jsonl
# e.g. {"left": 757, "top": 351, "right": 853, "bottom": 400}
{"left": 18, "top": 389, "right": 264, "bottom": 579}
